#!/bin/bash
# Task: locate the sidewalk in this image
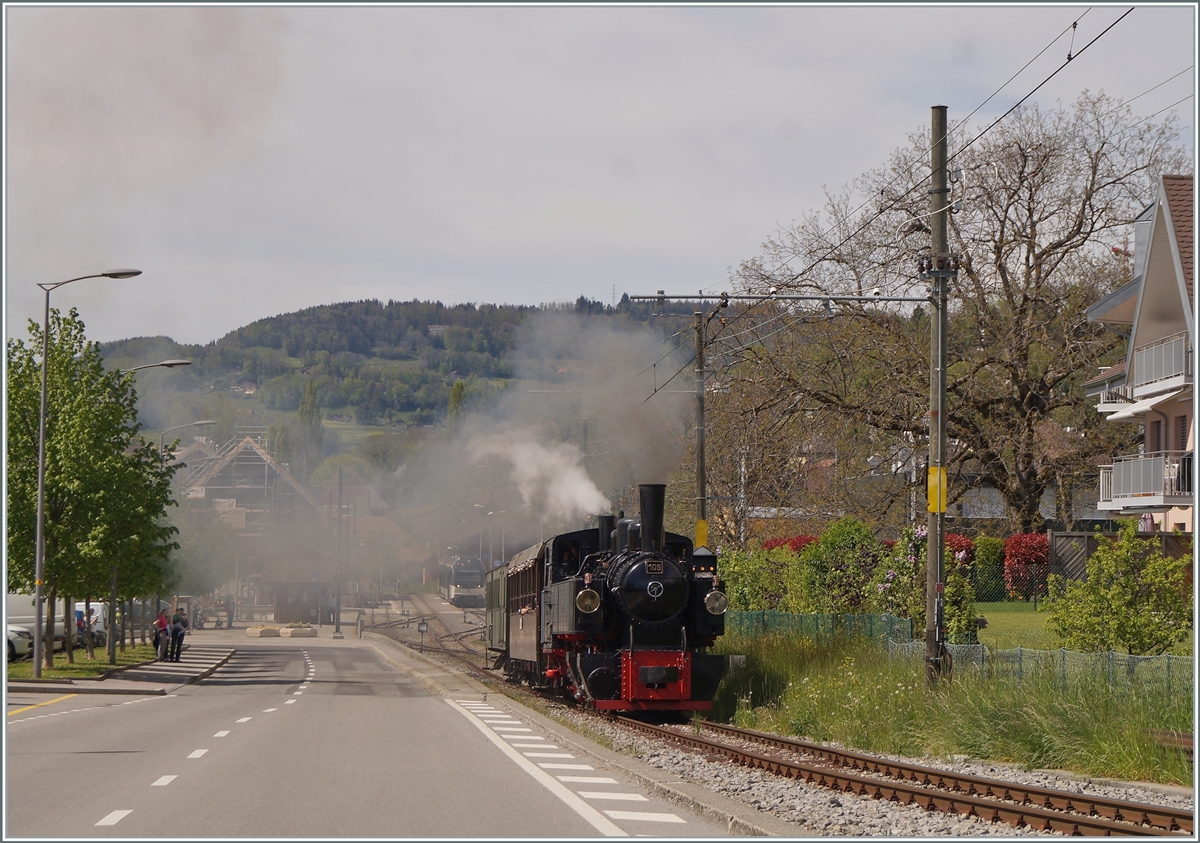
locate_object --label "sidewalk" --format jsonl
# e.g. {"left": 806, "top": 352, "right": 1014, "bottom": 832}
{"left": 6, "top": 644, "right": 236, "bottom": 696}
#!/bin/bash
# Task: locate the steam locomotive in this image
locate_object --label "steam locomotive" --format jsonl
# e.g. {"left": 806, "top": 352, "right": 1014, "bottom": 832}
{"left": 485, "top": 484, "right": 728, "bottom": 712}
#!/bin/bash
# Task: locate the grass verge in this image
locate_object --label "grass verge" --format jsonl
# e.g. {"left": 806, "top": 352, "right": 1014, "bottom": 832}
{"left": 711, "top": 630, "right": 1193, "bottom": 786}
{"left": 7, "top": 644, "right": 159, "bottom": 681}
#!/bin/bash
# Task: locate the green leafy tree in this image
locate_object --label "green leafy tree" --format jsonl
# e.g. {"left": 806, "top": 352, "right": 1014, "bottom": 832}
{"left": 1046, "top": 521, "right": 1192, "bottom": 655}
{"left": 7, "top": 308, "right": 179, "bottom": 666}
{"left": 732, "top": 92, "right": 1187, "bottom": 531}
{"left": 297, "top": 379, "right": 324, "bottom": 480}
{"left": 447, "top": 380, "right": 465, "bottom": 432}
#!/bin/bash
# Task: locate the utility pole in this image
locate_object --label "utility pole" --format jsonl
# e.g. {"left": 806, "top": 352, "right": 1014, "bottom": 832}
{"left": 694, "top": 311, "right": 708, "bottom": 548}
{"left": 923, "top": 104, "right": 954, "bottom": 686}
{"left": 333, "top": 465, "right": 344, "bottom": 638}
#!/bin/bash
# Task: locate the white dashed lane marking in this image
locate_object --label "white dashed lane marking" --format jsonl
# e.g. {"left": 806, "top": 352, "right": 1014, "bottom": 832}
{"left": 214, "top": 731, "right": 230, "bottom": 737}
{"left": 151, "top": 776, "right": 177, "bottom": 787}
{"left": 284, "top": 700, "right": 296, "bottom": 704}
{"left": 95, "top": 810, "right": 132, "bottom": 826}
{"left": 188, "top": 749, "right": 208, "bottom": 759}
{"left": 263, "top": 708, "right": 277, "bottom": 712}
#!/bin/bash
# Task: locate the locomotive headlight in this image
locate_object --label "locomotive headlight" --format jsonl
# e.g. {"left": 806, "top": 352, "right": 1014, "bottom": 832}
{"left": 576, "top": 588, "right": 601, "bottom": 614}
{"left": 704, "top": 590, "right": 729, "bottom": 615}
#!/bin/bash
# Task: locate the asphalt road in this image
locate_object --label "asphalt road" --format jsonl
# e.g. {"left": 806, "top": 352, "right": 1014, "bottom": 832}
{"left": 6, "top": 631, "right": 727, "bottom": 838}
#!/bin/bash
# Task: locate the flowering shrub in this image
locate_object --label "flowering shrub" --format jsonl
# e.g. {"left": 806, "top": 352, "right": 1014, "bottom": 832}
{"left": 1003, "top": 532, "right": 1049, "bottom": 599}
{"left": 945, "top": 533, "right": 975, "bottom": 571}
{"left": 761, "top": 535, "right": 818, "bottom": 553}
{"left": 866, "top": 524, "right": 926, "bottom": 631}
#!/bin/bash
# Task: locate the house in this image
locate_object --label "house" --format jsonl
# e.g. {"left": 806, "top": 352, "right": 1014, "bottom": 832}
{"left": 1085, "top": 174, "right": 1193, "bottom": 532}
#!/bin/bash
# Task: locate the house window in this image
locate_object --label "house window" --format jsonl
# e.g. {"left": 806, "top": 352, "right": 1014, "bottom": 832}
{"left": 1149, "top": 420, "right": 1162, "bottom": 453}
{"left": 1178, "top": 415, "right": 1189, "bottom": 451}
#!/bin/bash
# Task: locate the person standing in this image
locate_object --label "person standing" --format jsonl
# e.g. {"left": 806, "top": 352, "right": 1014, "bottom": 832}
{"left": 154, "top": 610, "right": 170, "bottom": 661}
{"left": 168, "top": 610, "right": 185, "bottom": 662}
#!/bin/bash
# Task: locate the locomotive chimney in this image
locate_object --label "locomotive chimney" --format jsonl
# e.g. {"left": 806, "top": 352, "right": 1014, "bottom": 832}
{"left": 597, "top": 515, "right": 616, "bottom": 552}
{"left": 638, "top": 484, "right": 666, "bottom": 553}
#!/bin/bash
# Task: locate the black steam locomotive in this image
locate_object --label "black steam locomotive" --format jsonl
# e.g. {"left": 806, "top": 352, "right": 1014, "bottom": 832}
{"left": 485, "top": 484, "right": 728, "bottom": 712}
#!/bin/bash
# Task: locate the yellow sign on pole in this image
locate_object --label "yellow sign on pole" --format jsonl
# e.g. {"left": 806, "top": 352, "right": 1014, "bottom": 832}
{"left": 927, "top": 467, "right": 947, "bottom": 513}
{"left": 696, "top": 519, "right": 708, "bottom": 549}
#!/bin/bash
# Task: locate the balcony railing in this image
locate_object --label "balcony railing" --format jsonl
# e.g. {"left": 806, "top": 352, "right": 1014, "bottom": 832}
{"left": 1132, "top": 331, "right": 1192, "bottom": 391}
{"left": 1098, "top": 450, "right": 1193, "bottom": 507}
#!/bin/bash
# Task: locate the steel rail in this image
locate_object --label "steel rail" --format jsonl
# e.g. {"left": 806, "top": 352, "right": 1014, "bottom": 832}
{"left": 616, "top": 717, "right": 1187, "bottom": 836}
{"left": 698, "top": 720, "right": 1192, "bottom": 834}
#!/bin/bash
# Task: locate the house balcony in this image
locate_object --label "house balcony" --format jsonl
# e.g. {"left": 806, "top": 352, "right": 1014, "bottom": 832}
{"left": 1098, "top": 450, "right": 1193, "bottom": 511}
{"left": 1131, "top": 331, "right": 1192, "bottom": 398}
{"left": 1095, "top": 384, "right": 1133, "bottom": 413}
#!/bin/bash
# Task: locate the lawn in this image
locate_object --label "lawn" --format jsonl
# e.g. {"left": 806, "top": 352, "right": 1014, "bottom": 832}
{"left": 7, "top": 644, "right": 158, "bottom": 681}
{"left": 974, "top": 600, "right": 1193, "bottom": 656}
{"left": 974, "top": 601, "right": 1057, "bottom": 650}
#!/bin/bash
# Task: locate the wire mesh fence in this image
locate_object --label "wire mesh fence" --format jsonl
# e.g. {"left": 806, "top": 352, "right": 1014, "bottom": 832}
{"left": 726, "top": 611, "right": 913, "bottom": 643}
{"left": 887, "top": 639, "right": 1193, "bottom": 695}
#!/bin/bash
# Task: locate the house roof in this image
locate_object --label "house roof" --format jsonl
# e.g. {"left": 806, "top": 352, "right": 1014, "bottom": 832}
{"left": 189, "top": 436, "right": 326, "bottom": 514}
{"left": 1086, "top": 277, "right": 1140, "bottom": 325}
{"left": 1082, "top": 359, "right": 1127, "bottom": 389}
{"left": 1162, "top": 174, "right": 1193, "bottom": 306}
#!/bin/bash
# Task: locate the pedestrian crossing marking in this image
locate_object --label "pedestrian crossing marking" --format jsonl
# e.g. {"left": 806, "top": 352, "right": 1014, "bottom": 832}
{"left": 557, "top": 776, "right": 619, "bottom": 783}
{"left": 579, "top": 792, "right": 649, "bottom": 802}
{"left": 537, "top": 763, "right": 594, "bottom": 770}
{"left": 604, "top": 810, "right": 685, "bottom": 823}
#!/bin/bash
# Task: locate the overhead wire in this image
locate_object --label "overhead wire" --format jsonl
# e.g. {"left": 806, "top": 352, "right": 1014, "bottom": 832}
{"left": 641, "top": 7, "right": 1180, "bottom": 404}
{"left": 697, "top": 6, "right": 1098, "bottom": 296}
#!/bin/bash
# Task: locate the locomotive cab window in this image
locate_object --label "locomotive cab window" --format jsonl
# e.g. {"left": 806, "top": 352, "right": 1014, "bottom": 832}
{"left": 551, "top": 541, "right": 581, "bottom": 580}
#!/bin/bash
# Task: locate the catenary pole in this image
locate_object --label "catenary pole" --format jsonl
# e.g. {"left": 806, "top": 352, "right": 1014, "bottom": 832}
{"left": 695, "top": 311, "right": 708, "bottom": 548}
{"left": 926, "top": 104, "right": 952, "bottom": 687}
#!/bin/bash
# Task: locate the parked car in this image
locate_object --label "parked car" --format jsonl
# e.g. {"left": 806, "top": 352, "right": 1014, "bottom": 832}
{"left": 8, "top": 624, "right": 34, "bottom": 661}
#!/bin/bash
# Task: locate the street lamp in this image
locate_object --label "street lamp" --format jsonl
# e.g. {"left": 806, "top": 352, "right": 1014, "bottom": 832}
{"left": 33, "top": 269, "right": 141, "bottom": 676}
{"left": 120, "top": 359, "right": 191, "bottom": 376}
{"left": 159, "top": 419, "right": 217, "bottom": 458}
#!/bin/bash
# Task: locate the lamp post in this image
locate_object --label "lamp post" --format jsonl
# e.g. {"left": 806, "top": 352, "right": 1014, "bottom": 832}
{"left": 33, "top": 269, "right": 141, "bottom": 677}
{"left": 159, "top": 418, "right": 217, "bottom": 458}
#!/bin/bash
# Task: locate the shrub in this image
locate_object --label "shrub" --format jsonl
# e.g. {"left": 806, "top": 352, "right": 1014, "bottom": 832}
{"left": 945, "top": 533, "right": 975, "bottom": 570}
{"left": 719, "top": 546, "right": 794, "bottom": 612}
{"left": 974, "top": 536, "right": 1006, "bottom": 602}
{"left": 761, "top": 535, "right": 818, "bottom": 553}
{"left": 867, "top": 524, "right": 926, "bottom": 630}
{"left": 1004, "top": 532, "right": 1049, "bottom": 599}
{"left": 784, "top": 518, "right": 882, "bottom": 614}
{"left": 1046, "top": 520, "right": 1192, "bottom": 655}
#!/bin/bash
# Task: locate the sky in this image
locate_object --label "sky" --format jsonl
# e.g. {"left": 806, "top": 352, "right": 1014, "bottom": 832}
{"left": 4, "top": 3, "right": 1196, "bottom": 347}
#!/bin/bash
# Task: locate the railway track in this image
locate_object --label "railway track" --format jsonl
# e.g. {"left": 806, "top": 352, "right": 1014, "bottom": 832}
{"left": 615, "top": 717, "right": 1192, "bottom": 837}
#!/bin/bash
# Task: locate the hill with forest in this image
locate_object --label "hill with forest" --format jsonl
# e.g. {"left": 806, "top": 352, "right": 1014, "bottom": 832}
{"left": 99, "top": 295, "right": 700, "bottom": 433}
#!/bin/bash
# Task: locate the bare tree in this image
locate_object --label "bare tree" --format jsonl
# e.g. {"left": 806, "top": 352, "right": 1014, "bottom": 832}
{"left": 728, "top": 92, "right": 1190, "bottom": 532}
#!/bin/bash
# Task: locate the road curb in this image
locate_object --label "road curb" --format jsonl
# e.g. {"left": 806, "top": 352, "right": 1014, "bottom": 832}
{"left": 187, "top": 648, "right": 237, "bottom": 684}
{"left": 7, "top": 684, "right": 168, "bottom": 696}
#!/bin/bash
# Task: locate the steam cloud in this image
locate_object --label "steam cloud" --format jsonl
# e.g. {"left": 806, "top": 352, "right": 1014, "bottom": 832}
{"left": 468, "top": 433, "right": 610, "bottom": 523}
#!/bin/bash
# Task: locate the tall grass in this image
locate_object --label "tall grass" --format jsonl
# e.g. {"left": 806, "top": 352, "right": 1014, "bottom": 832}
{"left": 711, "top": 630, "right": 1192, "bottom": 785}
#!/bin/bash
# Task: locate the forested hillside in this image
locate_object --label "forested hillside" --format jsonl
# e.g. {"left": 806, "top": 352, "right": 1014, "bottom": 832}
{"left": 99, "top": 295, "right": 693, "bottom": 432}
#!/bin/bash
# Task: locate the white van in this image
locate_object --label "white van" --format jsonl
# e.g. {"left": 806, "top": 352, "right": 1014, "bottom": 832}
{"left": 6, "top": 592, "right": 69, "bottom": 651}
